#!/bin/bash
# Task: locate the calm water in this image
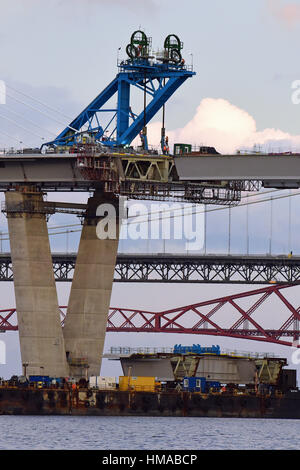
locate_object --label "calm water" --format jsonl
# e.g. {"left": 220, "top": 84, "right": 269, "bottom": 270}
{"left": 0, "top": 416, "right": 300, "bottom": 450}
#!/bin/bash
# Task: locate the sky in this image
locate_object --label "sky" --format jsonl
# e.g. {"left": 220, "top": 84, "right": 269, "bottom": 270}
{"left": 2, "top": 0, "right": 300, "bottom": 150}
{"left": 1, "top": 0, "right": 300, "bottom": 379}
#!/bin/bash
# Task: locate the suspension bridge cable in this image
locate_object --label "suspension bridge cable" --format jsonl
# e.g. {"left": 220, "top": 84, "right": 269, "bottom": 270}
{"left": 123, "top": 190, "right": 300, "bottom": 227}
{"left": 0, "top": 228, "right": 82, "bottom": 242}
{"left": 4, "top": 106, "right": 56, "bottom": 136}
{"left": 0, "top": 129, "right": 24, "bottom": 144}
{"left": 0, "top": 223, "right": 84, "bottom": 238}
{"left": 0, "top": 188, "right": 294, "bottom": 236}
{"left": 0, "top": 223, "right": 85, "bottom": 238}
{"left": 0, "top": 112, "right": 45, "bottom": 140}
{"left": 124, "top": 188, "right": 291, "bottom": 222}
{"left": 0, "top": 189, "right": 297, "bottom": 237}
{"left": 48, "top": 223, "right": 83, "bottom": 230}
{"left": 6, "top": 93, "right": 78, "bottom": 133}
{"left": 6, "top": 84, "right": 74, "bottom": 121}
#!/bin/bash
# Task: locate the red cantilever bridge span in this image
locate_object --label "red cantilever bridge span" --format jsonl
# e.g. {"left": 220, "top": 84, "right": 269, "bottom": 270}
{"left": 1, "top": 283, "right": 300, "bottom": 348}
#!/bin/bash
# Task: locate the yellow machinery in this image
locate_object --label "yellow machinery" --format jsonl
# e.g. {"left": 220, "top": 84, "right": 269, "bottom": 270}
{"left": 119, "top": 376, "right": 160, "bottom": 392}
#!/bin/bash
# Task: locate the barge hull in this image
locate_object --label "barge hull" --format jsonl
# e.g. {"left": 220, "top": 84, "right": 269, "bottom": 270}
{"left": 1, "top": 388, "right": 300, "bottom": 418}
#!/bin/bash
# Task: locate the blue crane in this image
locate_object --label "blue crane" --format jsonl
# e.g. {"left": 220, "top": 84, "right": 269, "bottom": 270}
{"left": 44, "top": 31, "right": 195, "bottom": 153}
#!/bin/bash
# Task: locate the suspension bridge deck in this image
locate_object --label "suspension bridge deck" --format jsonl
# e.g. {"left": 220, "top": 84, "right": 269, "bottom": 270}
{"left": 0, "top": 252, "right": 299, "bottom": 284}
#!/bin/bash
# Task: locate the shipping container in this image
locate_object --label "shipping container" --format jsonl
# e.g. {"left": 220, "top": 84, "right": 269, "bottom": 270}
{"left": 29, "top": 375, "right": 51, "bottom": 384}
{"left": 119, "top": 376, "right": 160, "bottom": 392}
{"left": 183, "top": 376, "right": 206, "bottom": 392}
{"left": 183, "top": 376, "right": 221, "bottom": 393}
{"left": 173, "top": 143, "right": 192, "bottom": 155}
{"left": 89, "top": 376, "right": 116, "bottom": 390}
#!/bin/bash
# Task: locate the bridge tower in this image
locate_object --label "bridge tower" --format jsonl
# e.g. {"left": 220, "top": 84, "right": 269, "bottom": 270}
{"left": 62, "top": 192, "right": 121, "bottom": 378}
{"left": 5, "top": 188, "right": 69, "bottom": 377}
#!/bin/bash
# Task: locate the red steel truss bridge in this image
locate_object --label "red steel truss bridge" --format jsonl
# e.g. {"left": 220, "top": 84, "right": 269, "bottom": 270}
{"left": 1, "top": 283, "right": 300, "bottom": 347}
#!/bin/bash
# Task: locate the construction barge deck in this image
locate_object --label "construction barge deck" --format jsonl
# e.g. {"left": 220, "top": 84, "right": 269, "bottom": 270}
{"left": 1, "top": 387, "right": 300, "bottom": 419}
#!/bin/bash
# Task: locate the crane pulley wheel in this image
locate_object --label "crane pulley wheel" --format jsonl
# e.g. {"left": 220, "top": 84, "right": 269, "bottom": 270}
{"left": 170, "top": 48, "right": 182, "bottom": 64}
{"left": 164, "top": 34, "right": 182, "bottom": 51}
{"left": 126, "top": 43, "right": 139, "bottom": 59}
{"left": 130, "top": 30, "right": 148, "bottom": 47}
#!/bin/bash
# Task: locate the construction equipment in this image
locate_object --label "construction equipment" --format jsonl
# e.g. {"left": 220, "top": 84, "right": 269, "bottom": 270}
{"left": 43, "top": 31, "right": 195, "bottom": 151}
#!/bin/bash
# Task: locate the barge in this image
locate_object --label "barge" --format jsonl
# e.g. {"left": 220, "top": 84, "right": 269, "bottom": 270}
{"left": 1, "top": 386, "right": 300, "bottom": 418}
{"left": 1, "top": 344, "right": 300, "bottom": 418}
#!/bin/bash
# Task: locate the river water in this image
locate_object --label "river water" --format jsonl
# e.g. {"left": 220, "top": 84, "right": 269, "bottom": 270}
{"left": 0, "top": 415, "right": 299, "bottom": 450}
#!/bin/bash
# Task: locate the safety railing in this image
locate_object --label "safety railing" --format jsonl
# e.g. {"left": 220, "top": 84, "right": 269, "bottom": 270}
{"left": 108, "top": 346, "right": 276, "bottom": 359}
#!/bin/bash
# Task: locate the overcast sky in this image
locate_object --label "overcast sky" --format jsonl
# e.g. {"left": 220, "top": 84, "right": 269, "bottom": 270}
{"left": 2, "top": 0, "right": 300, "bottom": 150}
{"left": 1, "top": 0, "right": 300, "bottom": 379}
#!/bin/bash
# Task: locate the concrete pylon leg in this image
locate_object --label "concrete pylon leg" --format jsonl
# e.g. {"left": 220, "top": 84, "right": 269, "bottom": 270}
{"left": 63, "top": 192, "right": 120, "bottom": 379}
{"left": 5, "top": 189, "right": 69, "bottom": 377}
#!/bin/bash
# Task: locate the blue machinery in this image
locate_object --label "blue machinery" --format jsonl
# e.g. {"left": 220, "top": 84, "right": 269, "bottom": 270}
{"left": 45, "top": 31, "right": 195, "bottom": 152}
{"left": 173, "top": 344, "right": 221, "bottom": 355}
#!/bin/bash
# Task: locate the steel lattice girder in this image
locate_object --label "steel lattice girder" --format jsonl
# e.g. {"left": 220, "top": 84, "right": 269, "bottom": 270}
{"left": 0, "top": 254, "right": 300, "bottom": 284}
{"left": 105, "top": 283, "right": 300, "bottom": 346}
{"left": 2, "top": 284, "right": 300, "bottom": 347}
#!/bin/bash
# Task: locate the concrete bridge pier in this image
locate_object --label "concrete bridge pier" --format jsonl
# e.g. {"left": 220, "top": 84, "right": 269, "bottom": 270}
{"left": 5, "top": 189, "right": 69, "bottom": 378}
{"left": 63, "top": 192, "right": 121, "bottom": 379}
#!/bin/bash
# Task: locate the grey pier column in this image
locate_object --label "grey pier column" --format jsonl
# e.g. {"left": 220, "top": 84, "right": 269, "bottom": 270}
{"left": 5, "top": 189, "right": 69, "bottom": 378}
{"left": 63, "top": 192, "right": 120, "bottom": 379}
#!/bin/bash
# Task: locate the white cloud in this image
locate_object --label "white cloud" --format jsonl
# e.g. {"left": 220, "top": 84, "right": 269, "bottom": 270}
{"left": 144, "top": 97, "right": 300, "bottom": 154}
